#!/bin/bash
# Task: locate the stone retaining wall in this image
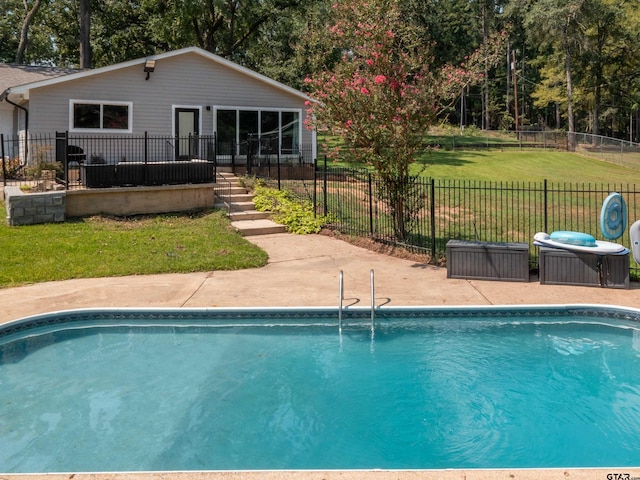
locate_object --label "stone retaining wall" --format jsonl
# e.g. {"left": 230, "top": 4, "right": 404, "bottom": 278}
{"left": 4, "top": 187, "right": 66, "bottom": 226}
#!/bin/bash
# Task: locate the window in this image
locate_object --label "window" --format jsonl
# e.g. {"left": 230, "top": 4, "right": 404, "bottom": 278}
{"left": 70, "top": 100, "right": 132, "bottom": 132}
{"left": 239, "top": 110, "right": 259, "bottom": 155}
{"left": 216, "top": 110, "right": 236, "bottom": 155}
{"left": 215, "top": 108, "right": 301, "bottom": 156}
{"left": 281, "top": 111, "right": 299, "bottom": 154}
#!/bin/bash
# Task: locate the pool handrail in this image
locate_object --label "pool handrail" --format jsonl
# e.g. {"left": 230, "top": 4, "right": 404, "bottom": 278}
{"left": 338, "top": 270, "right": 344, "bottom": 334}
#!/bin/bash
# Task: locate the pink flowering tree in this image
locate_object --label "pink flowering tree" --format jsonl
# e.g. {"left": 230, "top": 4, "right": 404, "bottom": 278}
{"left": 304, "top": 0, "right": 501, "bottom": 241}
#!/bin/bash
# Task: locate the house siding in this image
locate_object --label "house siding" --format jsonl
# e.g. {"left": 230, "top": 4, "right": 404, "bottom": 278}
{"left": 27, "top": 52, "right": 312, "bottom": 147}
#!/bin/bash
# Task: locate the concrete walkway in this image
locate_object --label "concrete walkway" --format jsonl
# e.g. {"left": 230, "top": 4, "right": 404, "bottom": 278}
{"left": 1, "top": 232, "right": 640, "bottom": 324}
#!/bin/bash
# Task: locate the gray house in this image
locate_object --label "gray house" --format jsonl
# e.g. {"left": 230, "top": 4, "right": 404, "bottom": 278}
{"left": 1, "top": 47, "right": 316, "bottom": 165}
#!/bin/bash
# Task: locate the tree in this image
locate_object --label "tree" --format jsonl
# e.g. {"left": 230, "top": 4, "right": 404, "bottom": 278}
{"left": 79, "top": 0, "right": 91, "bottom": 68}
{"left": 14, "top": 0, "right": 44, "bottom": 63}
{"left": 522, "top": 0, "right": 588, "bottom": 146}
{"left": 304, "top": 0, "right": 501, "bottom": 240}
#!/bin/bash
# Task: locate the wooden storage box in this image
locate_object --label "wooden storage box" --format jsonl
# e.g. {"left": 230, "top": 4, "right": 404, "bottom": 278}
{"left": 446, "top": 240, "right": 530, "bottom": 282}
{"left": 538, "top": 246, "right": 629, "bottom": 289}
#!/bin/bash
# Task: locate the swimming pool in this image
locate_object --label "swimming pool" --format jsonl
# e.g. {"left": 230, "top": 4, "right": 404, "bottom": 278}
{"left": 1, "top": 304, "right": 640, "bottom": 473}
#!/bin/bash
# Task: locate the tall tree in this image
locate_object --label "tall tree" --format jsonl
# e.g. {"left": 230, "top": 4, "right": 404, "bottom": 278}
{"left": 143, "top": 0, "right": 310, "bottom": 64}
{"left": 14, "top": 0, "right": 44, "bottom": 63}
{"left": 305, "top": 0, "right": 502, "bottom": 240}
{"left": 523, "top": 0, "right": 587, "bottom": 145}
{"left": 79, "top": 0, "right": 91, "bottom": 68}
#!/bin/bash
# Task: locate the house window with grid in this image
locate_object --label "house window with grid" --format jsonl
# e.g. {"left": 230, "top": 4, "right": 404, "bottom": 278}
{"left": 215, "top": 108, "right": 301, "bottom": 156}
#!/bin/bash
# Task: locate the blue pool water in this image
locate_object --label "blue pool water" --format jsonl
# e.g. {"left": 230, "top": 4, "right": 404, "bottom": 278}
{"left": 1, "top": 305, "right": 640, "bottom": 473}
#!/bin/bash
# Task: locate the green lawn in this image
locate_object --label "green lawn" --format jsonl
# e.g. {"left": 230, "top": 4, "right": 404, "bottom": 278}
{"left": 0, "top": 209, "right": 268, "bottom": 288}
{"left": 319, "top": 131, "right": 640, "bottom": 184}
{"left": 413, "top": 150, "right": 640, "bottom": 183}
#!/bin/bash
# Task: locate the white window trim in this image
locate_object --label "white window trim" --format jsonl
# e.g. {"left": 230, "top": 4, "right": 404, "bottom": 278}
{"left": 69, "top": 99, "right": 133, "bottom": 133}
{"left": 213, "top": 106, "right": 303, "bottom": 156}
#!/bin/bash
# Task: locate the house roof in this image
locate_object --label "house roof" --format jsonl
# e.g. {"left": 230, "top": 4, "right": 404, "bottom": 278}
{"left": 4, "top": 47, "right": 312, "bottom": 102}
{"left": 0, "top": 64, "right": 80, "bottom": 100}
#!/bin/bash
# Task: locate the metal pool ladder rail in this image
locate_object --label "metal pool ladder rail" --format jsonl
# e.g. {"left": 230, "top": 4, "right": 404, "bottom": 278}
{"left": 338, "top": 270, "right": 344, "bottom": 334}
{"left": 370, "top": 269, "right": 375, "bottom": 335}
{"left": 337, "top": 269, "right": 376, "bottom": 335}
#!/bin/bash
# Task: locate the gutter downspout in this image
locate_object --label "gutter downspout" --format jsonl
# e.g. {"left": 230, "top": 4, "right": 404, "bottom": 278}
{"left": 1, "top": 89, "right": 29, "bottom": 160}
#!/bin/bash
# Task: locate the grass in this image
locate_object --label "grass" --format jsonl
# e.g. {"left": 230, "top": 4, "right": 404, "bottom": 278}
{"left": 0, "top": 209, "right": 268, "bottom": 288}
{"left": 318, "top": 132, "right": 640, "bottom": 184}
{"left": 413, "top": 150, "right": 640, "bottom": 183}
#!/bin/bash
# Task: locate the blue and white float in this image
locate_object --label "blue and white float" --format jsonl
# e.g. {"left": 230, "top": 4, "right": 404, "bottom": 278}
{"left": 534, "top": 192, "right": 630, "bottom": 255}
{"left": 533, "top": 231, "right": 629, "bottom": 255}
{"left": 600, "top": 192, "right": 626, "bottom": 240}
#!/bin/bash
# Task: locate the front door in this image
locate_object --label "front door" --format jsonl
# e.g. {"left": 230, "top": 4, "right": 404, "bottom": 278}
{"left": 175, "top": 108, "right": 200, "bottom": 159}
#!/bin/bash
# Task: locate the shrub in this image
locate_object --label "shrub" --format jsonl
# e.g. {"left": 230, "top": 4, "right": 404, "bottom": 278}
{"left": 253, "top": 185, "right": 329, "bottom": 234}
{"left": 0, "top": 157, "right": 23, "bottom": 179}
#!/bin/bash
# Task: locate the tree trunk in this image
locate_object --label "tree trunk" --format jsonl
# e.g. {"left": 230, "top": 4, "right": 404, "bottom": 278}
{"left": 79, "top": 0, "right": 92, "bottom": 68}
{"left": 564, "top": 36, "right": 575, "bottom": 149}
{"left": 482, "top": 0, "right": 490, "bottom": 130}
{"left": 15, "top": 0, "right": 44, "bottom": 64}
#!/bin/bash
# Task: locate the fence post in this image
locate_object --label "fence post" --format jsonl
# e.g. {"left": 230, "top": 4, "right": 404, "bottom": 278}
{"left": 313, "top": 159, "right": 317, "bottom": 218}
{"left": 277, "top": 147, "right": 281, "bottom": 190}
{"left": 323, "top": 156, "right": 328, "bottom": 216}
{"left": 144, "top": 131, "right": 148, "bottom": 164}
{"left": 543, "top": 179, "right": 548, "bottom": 233}
{"left": 430, "top": 178, "right": 436, "bottom": 260}
{"left": 144, "top": 131, "right": 149, "bottom": 185}
{"left": 213, "top": 132, "right": 217, "bottom": 179}
{"left": 368, "top": 173, "right": 374, "bottom": 236}
{"left": 1, "top": 133, "right": 5, "bottom": 188}
{"left": 231, "top": 140, "right": 236, "bottom": 174}
{"left": 55, "top": 131, "right": 69, "bottom": 188}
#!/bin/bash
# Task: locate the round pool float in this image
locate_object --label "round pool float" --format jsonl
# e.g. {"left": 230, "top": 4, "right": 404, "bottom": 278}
{"left": 600, "top": 192, "right": 626, "bottom": 240}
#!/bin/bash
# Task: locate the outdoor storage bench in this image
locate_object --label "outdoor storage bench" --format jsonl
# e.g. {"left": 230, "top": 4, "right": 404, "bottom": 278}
{"left": 446, "top": 240, "right": 530, "bottom": 282}
{"left": 538, "top": 246, "right": 629, "bottom": 289}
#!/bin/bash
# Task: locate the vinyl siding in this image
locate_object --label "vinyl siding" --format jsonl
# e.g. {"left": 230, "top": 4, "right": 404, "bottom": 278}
{"left": 28, "top": 52, "right": 312, "bottom": 146}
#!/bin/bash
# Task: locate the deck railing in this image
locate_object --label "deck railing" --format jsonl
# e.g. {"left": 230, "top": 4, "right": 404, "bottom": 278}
{"left": 0, "top": 132, "right": 315, "bottom": 190}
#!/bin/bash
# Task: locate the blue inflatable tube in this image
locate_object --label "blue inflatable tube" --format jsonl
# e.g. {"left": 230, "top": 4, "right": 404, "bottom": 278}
{"left": 600, "top": 192, "right": 626, "bottom": 240}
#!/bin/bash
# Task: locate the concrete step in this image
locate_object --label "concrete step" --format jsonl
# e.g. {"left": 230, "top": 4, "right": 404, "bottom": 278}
{"left": 215, "top": 185, "right": 246, "bottom": 194}
{"left": 215, "top": 172, "right": 285, "bottom": 235}
{"left": 228, "top": 210, "right": 270, "bottom": 221}
{"left": 227, "top": 201, "right": 258, "bottom": 212}
{"left": 219, "top": 193, "right": 255, "bottom": 203}
{"left": 231, "top": 218, "right": 286, "bottom": 236}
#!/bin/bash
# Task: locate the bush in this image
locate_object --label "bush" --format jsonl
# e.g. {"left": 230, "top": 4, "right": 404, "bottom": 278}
{"left": 253, "top": 185, "right": 328, "bottom": 234}
{"left": 23, "top": 161, "right": 64, "bottom": 180}
{"left": 1, "top": 157, "right": 22, "bottom": 179}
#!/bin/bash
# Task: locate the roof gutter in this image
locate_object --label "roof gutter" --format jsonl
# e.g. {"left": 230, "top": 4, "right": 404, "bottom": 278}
{"left": 1, "top": 89, "right": 29, "bottom": 160}
{"left": 2, "top": 89, "right": 29, "bottom": 134}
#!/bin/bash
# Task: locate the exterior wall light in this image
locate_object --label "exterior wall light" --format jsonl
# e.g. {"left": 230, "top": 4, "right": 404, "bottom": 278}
{"left": 144, "top": 59, "right": 156, "bottom": 80}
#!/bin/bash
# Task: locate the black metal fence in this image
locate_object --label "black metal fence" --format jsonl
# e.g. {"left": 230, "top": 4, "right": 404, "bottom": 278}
{"left": 259, "top": 162, "right": 640, "bottom": 276}
{"left": 1, "top": 132, "right": 315, "bottom": 190}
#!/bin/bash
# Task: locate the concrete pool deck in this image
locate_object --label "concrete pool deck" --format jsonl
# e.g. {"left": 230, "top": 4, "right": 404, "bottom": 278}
{"left": 2, "top": 232, "right": 640, "bottom": 480}
{"left": 2, "top": 232, "right": 640, "bottom": 322}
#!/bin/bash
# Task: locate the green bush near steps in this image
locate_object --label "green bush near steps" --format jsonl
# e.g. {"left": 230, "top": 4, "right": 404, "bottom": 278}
{"left": 252, "top": 185, "right": 329, "bottom": 234}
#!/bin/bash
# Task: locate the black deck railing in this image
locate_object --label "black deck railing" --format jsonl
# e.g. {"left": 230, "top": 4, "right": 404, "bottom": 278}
{"left": 0, "top": 132, "right": 315, "bottom": 190}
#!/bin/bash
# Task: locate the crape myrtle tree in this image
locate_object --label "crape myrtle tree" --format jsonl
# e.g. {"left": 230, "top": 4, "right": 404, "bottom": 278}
{"left": 304, "top": 0, "right": 502, "bottom": 242}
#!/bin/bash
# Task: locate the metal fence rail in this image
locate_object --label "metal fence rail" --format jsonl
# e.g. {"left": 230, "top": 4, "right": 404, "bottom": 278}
{"left": 1, "top": 132, "right": 315, "bottom": 190}
{"left": 307, "top": 164, "right": 640, "bottom": 276}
